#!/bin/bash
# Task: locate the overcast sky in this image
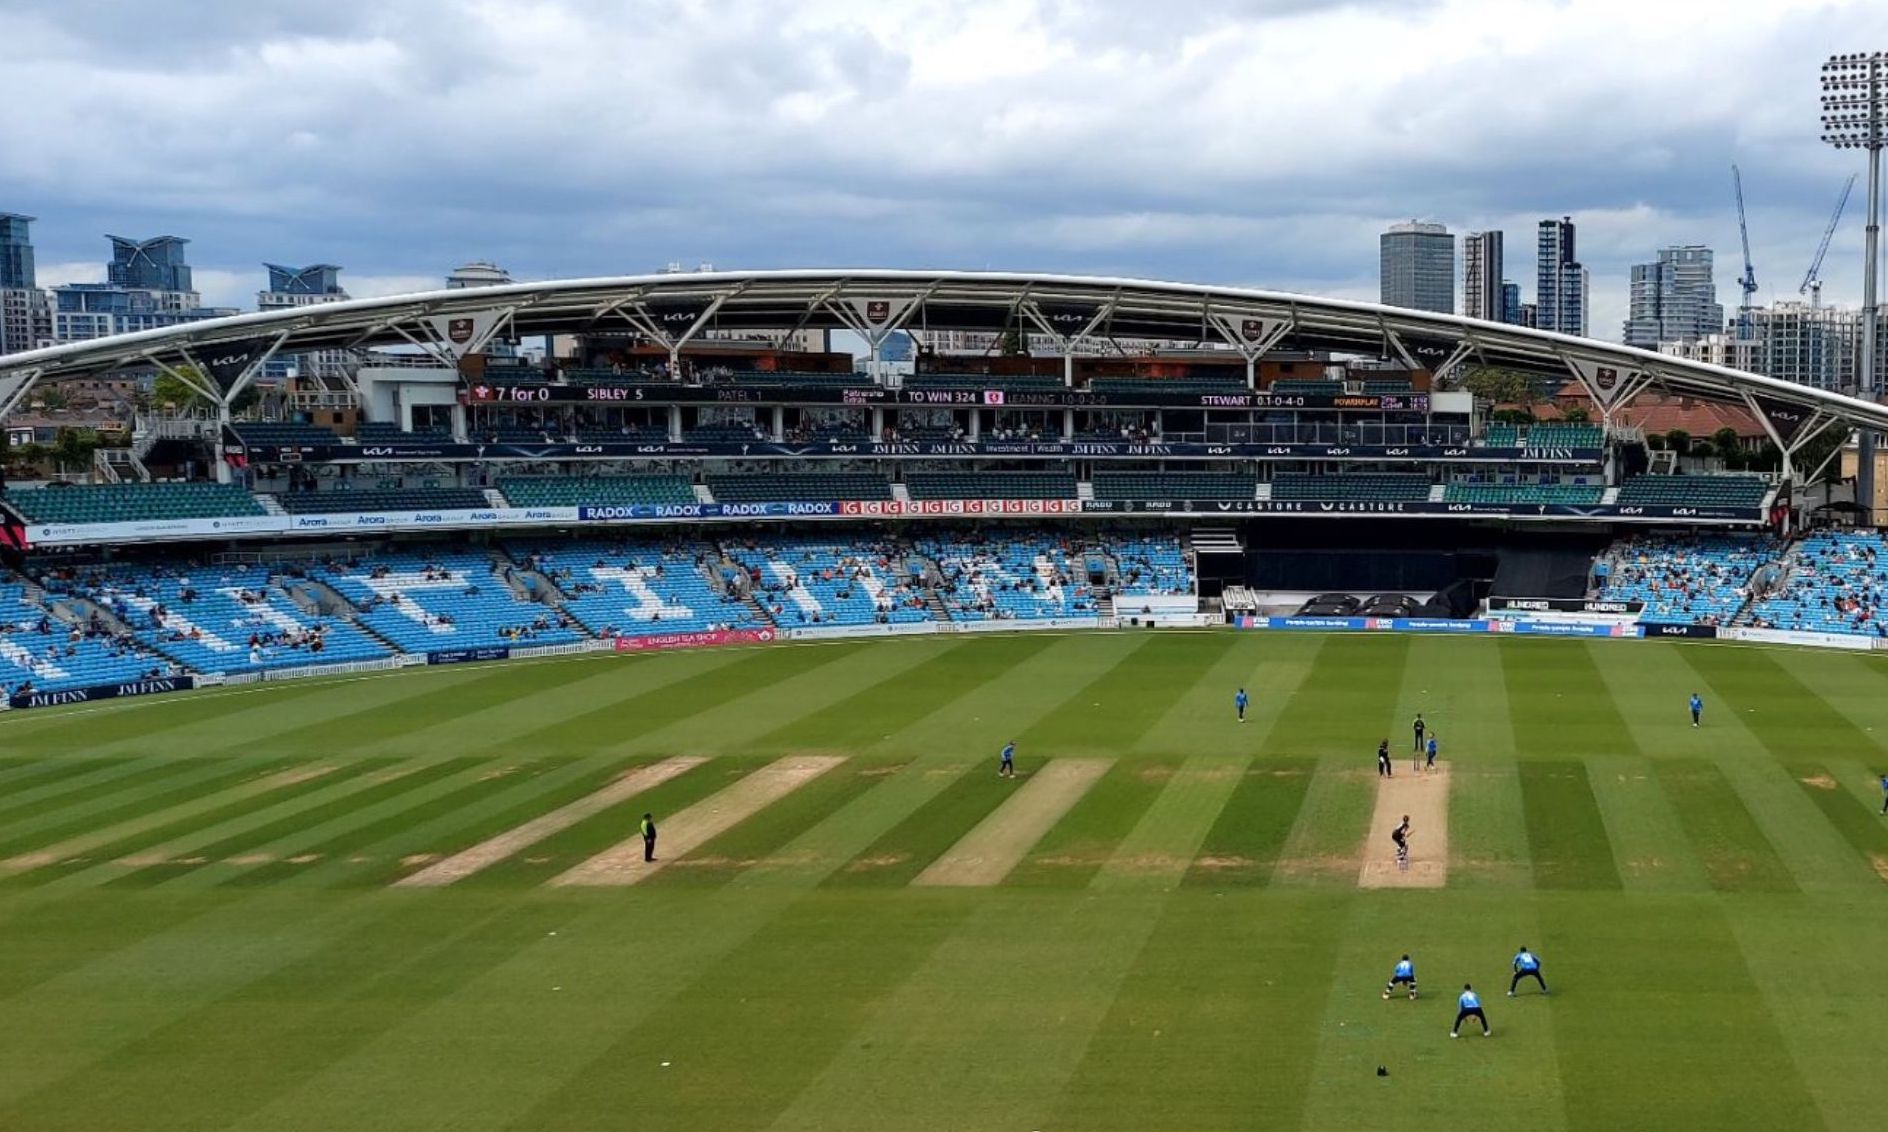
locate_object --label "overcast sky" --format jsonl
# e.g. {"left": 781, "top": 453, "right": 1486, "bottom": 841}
{"left": 5, "top": 0, "right": 1888, "bottom": 343}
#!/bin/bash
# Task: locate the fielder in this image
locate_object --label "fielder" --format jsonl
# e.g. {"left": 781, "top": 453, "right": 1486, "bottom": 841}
{"left": 1451, "top": 984, "right": 1491, "bottom": 1037}
{"left": 1383, "top": 954, "right": 1418, "bottom": 1000}
{"left": 999, "top": 740, "right": 1016, "bottom": 779}
{"left": 1508, "top": 946, "right": 1548, "bottom": 996}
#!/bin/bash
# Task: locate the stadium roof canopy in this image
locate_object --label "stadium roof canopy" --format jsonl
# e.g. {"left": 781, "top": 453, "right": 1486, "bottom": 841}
{"left": 0, "top": 269, "right": 1873, "bottom": 450}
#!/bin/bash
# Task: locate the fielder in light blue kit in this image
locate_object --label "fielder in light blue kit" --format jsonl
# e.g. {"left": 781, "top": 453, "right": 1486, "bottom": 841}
{"left": 1235, "top": 687, "right": 1249, "bottom": 723}
{"left": 1690, "top": 692, "right": 1704, "bottom": 727}
{"left": 999, "top": 740, "right": 1016, "bottom": 779}
{"left": 1383, "top": 954, "right": 1418, "bottom": 1000}
{"left": 1508, "top": 945, "right": 1548, "bottom": 996}
{"left": 1452, "top": 984, "right": 1490, "bottom": 1037}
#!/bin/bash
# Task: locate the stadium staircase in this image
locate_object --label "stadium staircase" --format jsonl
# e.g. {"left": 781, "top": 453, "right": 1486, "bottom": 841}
{"left": 254, "top": 493, "right": 288, "bottom": 516}
{"left": 901, "top": 551, "right": 955, "bottom": 623}
{"left": 1189, "top": 527, "right": 1243, "bottom": 555}
{"left": 482, "top": 488, "right": 507, "bottom": 508}
{"left": 289, "top": 577, "right": 409, "bottom": 657}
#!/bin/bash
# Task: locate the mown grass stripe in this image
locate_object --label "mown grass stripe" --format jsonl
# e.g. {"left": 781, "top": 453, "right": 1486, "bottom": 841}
{"left": 0, "top": 758, "right": 300, "bottom": 860}
{"left": 223, "top": 756, "right": 576, "bottom": 887}
{"left": 0, "top": 898, "right": 576, "bottom": 1131}
{"left": 1021, "top": 632, "right": 1237, "bottom": 754}
{"left": 1519, "top": 760, "right": 1622, "bottom": 890}
{"left": 316, "top": 753, "right": 664, "bottom": 888}
{"left": 505, "top": 896, "right": 975, "bottom": 1132}
{"left": 1679, "top": 646, "right": 1879, "bottom": 762}
{"left": 12, "top": 761, "right": 394, "bottom": 888}
{"left": 1272, "top": 759, "right": 1376, "bottom": 887}
{"left": 1446, "top": 761, "right": 1530, "bottom": 888}
{"left": 1655, "top": 759, "right": 1797, "bottom": 893}
{"left": 745, "top": 636, "right": 1027, "bottom": 752}
{"left": 459, "top": 758, "right": 741, "bottom": 887}
{"left": 1004, "top": 756, "right": 1179, "bottom": 887}
{"left": 1584, "top": 755, "right": 1710, "bottom": 893}
{"left": 1500, "top": 637, "right": 1639, "bottom": 759}
{"left": 1050, "top": 892, "right": 1348, "bottom": 1130}
{"left": 0, "top": 755, "right": 205, "bottom": 832}
{"left": 1789, "top": 761, "right": 1888, "bottom": 882}
{"left": 1716, "top": 757, "right": 1880, "bottom": 893}
{"left": 822, "top": 764, "right": 1011, "bottom": 888}
{"left": 641, "top": 759, "right": 902, "bottom": 889}
{"left": 1546, "top": 894, "right": 1826, "bottom": 1131}
{"left": 1266, "top": 634, "right": 1412, "bottom": 758}
{"left": 260, "top": 662, "right": 602, "bottom": 755}
{"left": 1180, "top": 759, "right": 1315, "bottom": 887}
{"left": 102, "top": 758, "right": 485, "bottom": 888}
{"left": 0, "top": 676, "right": 347, "bottom": 751}
{"left": 769, "top": 894, "right": 1167, "bottom": 1132}
{"left": 487, "top": 647, "right": 801, "bottom": 756}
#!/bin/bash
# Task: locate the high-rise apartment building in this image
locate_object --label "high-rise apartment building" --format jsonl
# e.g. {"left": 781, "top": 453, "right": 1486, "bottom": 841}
{"left": 1501, "top": 281, "right": 1522, "bottom": 326}
{"left": 260, "top": 264, "right": 351, "bottom": 381}
{"left": 1462, "top": 231, "right": 1504, "bottom": 321}
{"left": 51, "top": 234, "right": 232, "bottom": 343}
{"left": 1535, "top": 217, "right": 1588, "bottom": 336}
{"left": 1379, "top": 221, "right": 1455, "bottom": 314}
{"left": 0, "top": 213, "right": 50, "bottom": 354}
{"left": 1623, "top": 245, "right": 1724, "bottom": 349}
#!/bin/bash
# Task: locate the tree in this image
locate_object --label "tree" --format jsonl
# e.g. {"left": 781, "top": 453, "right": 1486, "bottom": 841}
{"left": 1561, "top": 406, "right": 1590, "bottom": 423}
{"left": 1460, "top": 367, "right": 1533, "bottom": 407}
{"left": 35, "top": 387, "right": 67, "bottom": 411}
{"left": 1664, "top": 428, "right": 1692, "bottom": 455}
{"left": 51, "top": 428, "right": 99, "bottom": 475}
{"left": 1712, "top": 427, "right": 1743, "bottom": 465}
{"left": 1791, "top": 425, "right": 1850, "bottom": 484}
{"left": 153, "top": 367, "right": 215, "bottom": 413}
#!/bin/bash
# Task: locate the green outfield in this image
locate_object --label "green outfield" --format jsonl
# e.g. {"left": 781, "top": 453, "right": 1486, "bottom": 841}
{"left": 3, "top": 630, "right": 1888, "bottom": 1131}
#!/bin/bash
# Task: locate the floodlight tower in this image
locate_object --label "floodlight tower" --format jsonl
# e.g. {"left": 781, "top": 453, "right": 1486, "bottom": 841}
{"left": 1822, "top": 52, "right": 1888, "bottom": 525}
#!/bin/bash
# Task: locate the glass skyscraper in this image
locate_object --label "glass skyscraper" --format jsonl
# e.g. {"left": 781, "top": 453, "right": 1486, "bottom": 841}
{"left": 1379, "top": 221, "right": 1455, "bottom": 314}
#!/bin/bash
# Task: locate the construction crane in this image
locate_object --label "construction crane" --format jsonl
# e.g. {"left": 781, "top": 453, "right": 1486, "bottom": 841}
{"left": 1799, "top": 174, "right": 1857, "bottom": 308}
{"left": 1732, "top": 164, "right": 1758, "bottom": 339}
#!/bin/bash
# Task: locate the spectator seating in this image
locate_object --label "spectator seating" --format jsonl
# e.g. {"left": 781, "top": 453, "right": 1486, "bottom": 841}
{"left": 573, "top": 426, "right": 670, "bottom": 443}
{"left": 904, "top": 472, "right": 1078, "bottom": 500}
{"left": 912, "top": 529, "right": 1098, "bottom": 622}
{"left": 907, "top": 372, "right": 1065, "bottom": 390}
{"left": 1360, "top": 380, "right": 1414, "bottom": 394}
{"left": 685, "top": 423, "right": 768, "bottom": 443}
{"left": 1597, "top": 533, "right": 1779, "bottom": 625}
{"left": 1270, "top": 380, "right": 1340, "bottom": 395}
{"left": 1272, "top": 474, "right": 1430, "bottom": 501}
{"left": 507, "top": 539, "right": 757, "bottom": 639}
{"left": 1743, "top": 531, "right": 1888, "bottom": 636}
{"left": 728, "top": 371, "right": 872, "bottom": 387}
{"left": 1616, "top": 474, "right": 1770, "bottom": 509}
{"left": 231, "top": 421, "right": 340, "bottom": 446}
{"left": 481, "top": 424, "right": 564, "bottom": 444}
{"left": 721, "top": 536, "right": 931, "bottom": 628}
{"left": 8, "top": 482, "right": 266, "bottom": 525}
{"left": 321, "top": 548, "right": 587, "bottom": 653}
{"left": 355, "top": 422, "right": 455, "bottom": 444}
{"left": 1526, "top": 422, "right": 1603, "bottom": 447}
{"left": 0, "top": 581, "right": 171, "bottom": 694}
{"left": 31, "top": 563, "right": 389, "bottom": 676}
{"left": 1106, "top": 533, "right": 1193, "bottom": 598}
{"left": 1089, "top": 378, "right": 1247, "bottom": 396}
{"left": 1092, "top": 472, "right": 1256, "bottom": 501}
{"left": 497, "top": 475, "right": 695, "bottom": 508}
{"left": 275, "top": 488, "right": 489, "bottom": 514}
{"left": 1442, "top": 482, "right": 1604, "bottom": 505}
{"left": 705, "top": 473, "right": 893, "bottom": 502}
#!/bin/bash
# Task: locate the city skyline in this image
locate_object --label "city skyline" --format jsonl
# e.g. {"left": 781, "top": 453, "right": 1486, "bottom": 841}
{"left": 3, "top": 1, "right": 1887, "bottom": 347}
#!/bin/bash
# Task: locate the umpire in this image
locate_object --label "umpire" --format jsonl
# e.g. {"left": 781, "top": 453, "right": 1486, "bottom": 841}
{"left": 641, "top": 812, "right": 657, "bottom": 862}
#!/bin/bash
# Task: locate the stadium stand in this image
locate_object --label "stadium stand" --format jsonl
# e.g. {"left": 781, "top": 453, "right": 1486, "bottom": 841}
{"left": 706, "top": 472, "right": 893, "bottom": 502}
{"left": 1481, "top": 422, "right": 1603, "bottom": 448}
{"left": 497, "top": 475, "right": 696, "bottom": 508}
{"left": 573, "top": 426, "right": 670, "bottom": 443}
{"left": 1092, "top": 472, "right": 1257, "bottom": 501}
{"left": 906, "top": 372, "right": 1065, "bottom": 390}
{"left": 904, "top": 472, "right": 1078, "bottom": 500}
{"left": 1597, "top": 532, "right": 1779, "bottom": 625}
{"left": 1616, "top": 474, "right": 1770, "bottom": 509}
{"left": 685, "top": 423, "right": 768, "bottom": 443}
{"left": 8, "top": 482, "right": 267, "bottom": 525}
{"left": 1089, "top": 377, "right": 1247, "bottom": 396}
{"left": 507, "top": 538, "right": 760, "bottom": 639}
{"left": 231, "top": 421, "right": 341, "bottom": 446}
{"left": 1270, "top": 380, "right": 1341, "bottom": 395}
{"left": 1442, "top": 481, "right": 1604, "bottom": 505}
{"left": 322, "top": 548, "right": 588, "bottom": 653}
{"left": 1107, "top": 532, "right": 1194, "bottom": 598}
{"left": 355, "top": 422, "right": 455, "bottom": 443}
{"left": 912, "top": 529, "right": 1099, "bottom": 621}
{"left": 1272, "top": 473, "right": 1431, "bottom": 501}
{"left": 727, "top": 370, "right": 872, "bottom": 387}
{"left": 274, "top": 488, "right": 490, "bottom": 514}
{"left": 721, "top": 536, "right": 931, "bottom": 627}
{"left": 0, "top": 580, "right": 174, "bottom": 694}
{"left": 1743, "top": 531, "right": 1888, "bottom": 636}
{"left": 29, "top": 562, "right": 390, "bottom": 677}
